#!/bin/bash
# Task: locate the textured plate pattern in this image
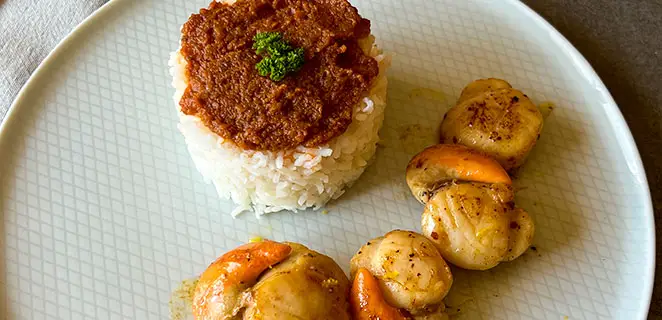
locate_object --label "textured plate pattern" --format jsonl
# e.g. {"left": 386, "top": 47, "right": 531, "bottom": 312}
{"left": 0, "top": 0, "right": 653, "bottom": 319}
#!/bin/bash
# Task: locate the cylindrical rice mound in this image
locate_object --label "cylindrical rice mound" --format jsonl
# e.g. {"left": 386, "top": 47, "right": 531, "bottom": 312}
{"left": 169, "top": 31, "right": 389, "bottom": 217}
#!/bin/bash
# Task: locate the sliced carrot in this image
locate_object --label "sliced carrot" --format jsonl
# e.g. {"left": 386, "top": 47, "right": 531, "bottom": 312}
{"left": 407, "top": 144, "right": 511, "bottom": 185}
{"left": 351, "top": 268, "right": 409, "bottom": 320}
{"left": 193, "top": 240, "right": 291, "bottom": 319}
{"left": 199, "top": 240, "right": 291, "bottom": 289}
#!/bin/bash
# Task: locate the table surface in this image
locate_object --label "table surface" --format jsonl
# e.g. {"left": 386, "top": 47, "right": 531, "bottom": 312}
{"left": 1, "top": 0, "right": 661, "bottom": 318}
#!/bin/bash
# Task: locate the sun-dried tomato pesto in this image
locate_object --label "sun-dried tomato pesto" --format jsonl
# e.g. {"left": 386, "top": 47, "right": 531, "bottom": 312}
{"left": 179, "top": 0, "right": 379, "bottom": 151}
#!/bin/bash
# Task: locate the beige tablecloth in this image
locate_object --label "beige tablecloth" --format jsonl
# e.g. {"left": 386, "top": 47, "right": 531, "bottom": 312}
{"left": 0, "top": 0, "right": 107, "bottom": 118}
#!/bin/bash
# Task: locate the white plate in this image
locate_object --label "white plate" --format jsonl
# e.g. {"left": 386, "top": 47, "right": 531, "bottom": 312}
{"left": 0, "top": 0, "right": 654, "bottom": 319}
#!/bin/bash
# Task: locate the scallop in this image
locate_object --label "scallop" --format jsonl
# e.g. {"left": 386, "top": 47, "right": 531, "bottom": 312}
{"left": 440, "top": 78, "right": 543, "bottom": 171}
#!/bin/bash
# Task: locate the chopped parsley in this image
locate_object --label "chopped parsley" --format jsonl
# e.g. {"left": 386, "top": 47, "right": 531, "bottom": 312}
{"left": 253, "top": 32, "right": 305, "bottom": 81}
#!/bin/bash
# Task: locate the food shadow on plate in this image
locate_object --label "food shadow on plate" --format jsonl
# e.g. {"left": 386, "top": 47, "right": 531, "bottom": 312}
{"left": 444, "top": 256, "right": 540, "bottom": 318}
{"left": 337, "top": 79, "right": 451, "bottom": 206}
{"left": 512, "top": 103, "right": 586, "bottom": 256}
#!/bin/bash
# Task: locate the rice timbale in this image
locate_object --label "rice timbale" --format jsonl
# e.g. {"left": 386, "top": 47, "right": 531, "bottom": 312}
{"left": 169, "top": 0, "right": 389, "bottom": 216}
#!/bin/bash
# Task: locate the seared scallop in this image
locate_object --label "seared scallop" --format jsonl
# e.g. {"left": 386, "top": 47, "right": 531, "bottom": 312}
{"left": 193, "top": 240, "right": 350, "bottom": 320}
{"left": 406, "top": 144, "right": 535, "bottom": 270}
{"left": 440, "top": 78, "right": 543, "bottom": 171}
{"left": 421, "top": 182, "right": 534, "bottom": 270}
{"left": 245, "top": 243, "right": 351, "bottom": 319}
{"left": 350, "top": 230, "right": 453, "bottom": 319}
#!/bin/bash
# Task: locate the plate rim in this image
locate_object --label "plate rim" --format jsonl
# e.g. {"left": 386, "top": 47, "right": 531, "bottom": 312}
{"left": 512, "top": 2, "right": 655, "bottom": 317}
{"left": 0, "top": 0, "right": 655, "bottom": 318}
{"left": 0, "top": 0, "right": 119, "bottom": 136}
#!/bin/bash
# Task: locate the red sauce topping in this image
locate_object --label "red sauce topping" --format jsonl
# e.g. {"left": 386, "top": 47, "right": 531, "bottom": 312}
{"left": 179, "top": 0, "right": 379, "bottom": 150}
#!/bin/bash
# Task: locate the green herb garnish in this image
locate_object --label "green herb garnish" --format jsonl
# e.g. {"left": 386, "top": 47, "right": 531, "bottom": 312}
{"left": 253, "top": 32, "right": 305, "bottom": 81}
